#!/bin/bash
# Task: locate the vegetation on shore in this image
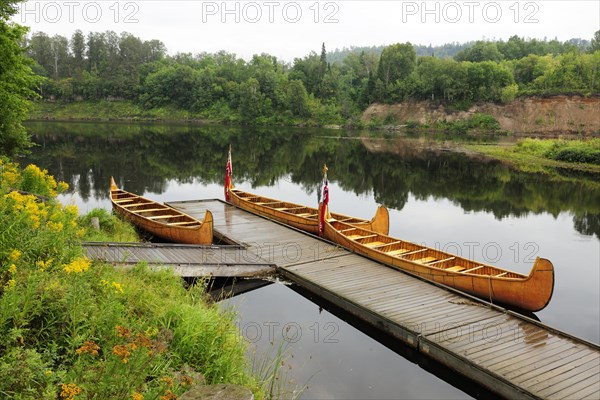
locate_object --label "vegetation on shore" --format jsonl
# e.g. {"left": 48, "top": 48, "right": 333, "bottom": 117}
{"left": 25, "top": 29, "right": 600, "bottom": 128}
{"left": 0, "top": 159, "right": 265, "bottom": 399}
{"left": 466, "top": 138, "right": 600, "bottom": 174}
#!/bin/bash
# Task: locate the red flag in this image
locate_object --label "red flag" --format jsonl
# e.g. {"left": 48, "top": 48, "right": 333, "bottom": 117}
{"left": 225, "top": 146, "right": 233, "bottom": 202}
{"left": 319, "top": 165, "right": 329, "bottom": 237}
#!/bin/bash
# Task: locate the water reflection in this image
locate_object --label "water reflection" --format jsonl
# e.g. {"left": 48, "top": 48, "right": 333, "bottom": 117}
{"left": 24, "top": 121, "right": 600, "bottom": 238}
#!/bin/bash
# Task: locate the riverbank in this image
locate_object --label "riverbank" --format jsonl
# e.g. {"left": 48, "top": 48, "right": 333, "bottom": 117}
{"left": 28, "top": 100, "right": 342, "bottom": 127}
{"left": 0, "top": 159, "right": 266, "bottom": 399}
{"left": 29, "top": 100, "right": 213, "bottom": 123}
{"left": 363, "top": 95, "right": 600, "bottom": 136}
{"left": 465, "top": 138, "right": 600, "bottom": 176}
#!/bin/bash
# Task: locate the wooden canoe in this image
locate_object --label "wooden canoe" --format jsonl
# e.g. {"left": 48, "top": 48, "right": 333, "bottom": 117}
{"left": 110, "top": 177, "right": 213, "bottom": 245}
{"left": 227, "top": 187, "right": 389, "bottom": 236}
{"left": 322, "top": 216, "right": 554, "bottom": 312}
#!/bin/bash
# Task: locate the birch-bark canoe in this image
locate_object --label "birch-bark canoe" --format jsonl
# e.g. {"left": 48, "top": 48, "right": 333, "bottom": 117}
{"left": 110, "top": 177, "right": 213, "bottom": 245}
{"left": 227, "top": 187, "right": 389, "bottom": 236}
{"left": 323, "top": 216, "right": 554, "bottom": 312}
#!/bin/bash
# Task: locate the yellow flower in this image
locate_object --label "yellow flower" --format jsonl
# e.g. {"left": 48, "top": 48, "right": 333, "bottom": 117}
{"left": 131, "top": 393, "right": 144, "bottom": 400}
{"left": 45, "top": 370, "right": 53, "bottom": 376}
{"left": 60, "top": 383, "right": 81, "bottom": 400}
{"left": 8, "top": 264, "right": 17, "bottom": 274}
{"left": 58, "top": 181, "right": 69, "bottom": 193}
{"left": 112, "top": 281, "right": 124, "bottom": 294}
{"left": 5, "top": 279, "right": 16, "bottom": 289}
{"left": 9, "top": 249, "right": 21, "bottom": 261}
{"left": 64, "top": 204, "right": 78, "bottom": 215}
{"left": 63, "top": 257, "right": 91, "bottom": 274}
{"left": 46, "top": 221, "right": 64, "bottom": 232}
{"left": 161, "top": 377, "right": 174, "bottom": 387}
{"left": 36, "top": 258, "right": 53, "bottom": 271}
{"left": 2, "top": 171, "right": 19, "bottom": 186}
{"left": 29, "top": 215, "right": 40, "bottom": 229}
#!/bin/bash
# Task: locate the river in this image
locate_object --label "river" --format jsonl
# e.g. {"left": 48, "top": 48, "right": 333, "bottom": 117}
{"left": 23, "top": 121, "right": 600, "bottom": 399}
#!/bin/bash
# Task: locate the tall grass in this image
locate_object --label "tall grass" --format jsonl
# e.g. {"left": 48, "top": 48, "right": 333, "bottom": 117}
{"left": 0, "top": 158, "right": 264, "bottom": 399}
{"left": 515, "top": 138, "right": 600, "bottom": 165}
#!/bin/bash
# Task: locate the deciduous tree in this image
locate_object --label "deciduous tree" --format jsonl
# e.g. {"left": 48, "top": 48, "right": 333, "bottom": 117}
{"left": 0, "top": 1, "right": 41, "bottom": 157}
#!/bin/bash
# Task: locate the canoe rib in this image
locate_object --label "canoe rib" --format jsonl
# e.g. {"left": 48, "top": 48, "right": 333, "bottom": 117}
{"left": 323, "top": 217, "right": 554, "bottom": 312}
{"left": 226, "top": 186, "right": 389, "bottom": 235}
{"left": 110, "top": 177, "right": 213, "bottom": 245}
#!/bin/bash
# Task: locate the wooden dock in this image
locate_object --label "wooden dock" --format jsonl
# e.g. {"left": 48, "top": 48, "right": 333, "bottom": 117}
{"left": 83, "top": 242, "right": 275, "bottom": 277}
{"left": 167, "top": 199, "right": 600, "bottom": 400}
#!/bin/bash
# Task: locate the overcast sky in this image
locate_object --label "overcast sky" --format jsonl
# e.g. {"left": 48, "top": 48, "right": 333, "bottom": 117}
{"left": 13, "top": 0, "right": 600, "bottom": 60}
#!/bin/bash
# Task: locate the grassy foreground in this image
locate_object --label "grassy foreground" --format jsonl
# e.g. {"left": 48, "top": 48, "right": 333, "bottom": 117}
{"left": 467, "top": 138, "right": 600, "bottom": 174}
{"left": 0, "top": 159, "right": 264, "bottom": 399}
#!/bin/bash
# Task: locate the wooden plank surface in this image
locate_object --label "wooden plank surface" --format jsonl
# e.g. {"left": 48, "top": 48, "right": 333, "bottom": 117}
{"left": 167, "top": 199, "right": 600, "bottom": 400}
{"left": 83, "top": 242, "right": 275, "bottom": 277}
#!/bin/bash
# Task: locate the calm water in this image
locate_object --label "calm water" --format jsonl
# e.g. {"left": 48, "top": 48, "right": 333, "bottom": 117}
{"left": 24, "top": 121, "right": 600, "bottom": 399}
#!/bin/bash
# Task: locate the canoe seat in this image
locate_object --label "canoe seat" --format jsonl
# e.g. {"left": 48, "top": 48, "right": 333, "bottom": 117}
{"left": 372, "top": 241, "right": 401, "bottom": 249}
{"left": 275, "top": 207, "right": 289, "bottom": 211}
{"left": 136, "top": 208, "right": 170, "bottom": 213}
{"left": 386, "top": 248, "right": 410, "bottom": 256}
{"left": 363, "top": 241, "right": 387, "bottom": 248}
{"left": 495, "top": 272, "right": 508, "bottom": 277}
{"left": 463, "top": 266, "right": 484, "bottom": 274}
{"left": 414, "top": 256, "right": 437, "bottom": 264}
{"left": 113, "top": 199, "right": 136, "bottom": 204}
{"left": 428, "top": 257, "right": 456, "bottom": 266}
{"left": 169, "top": 221, "right": 200, "bottom": 226}
{"left": 347, "top": 234, "right": 377, "bottom": 241}
{"left": 147, "top": 215, "right": 181, "bottom": 220}
{"left": 121, "top": 203, "right": 153, "bottom": 208}
{"left": 446, "top": 265, "right": 466, "bottom": 272}
{"left": 297, "top": 213, "right": 318, "bottom": 218}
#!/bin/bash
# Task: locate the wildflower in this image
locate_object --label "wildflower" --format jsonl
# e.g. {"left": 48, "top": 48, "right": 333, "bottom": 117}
{"left": 112, "top": 281, "right": 124, "bottom": 294}
{"left": 181, "top": 375, "right": 194, "bottom": 386}
{"left": 76, "top": 340, "right": 100, "bottom": 357}
{"left": 159, "top": 390, "right": 177, "bottom": 400}
{"left": 161, "top": 377, "right": 174, "bottom": 387}
{"left": 145, "top": 326, "right": 159, "bottom": 338}
{"left": 5, "top": 279, "right": 16, "bottom": 289}
{"left": 30, "top": 215, "right": 40, "bottom": 229}
{"left": 8, "top": 264, "right": 17, "bottom": 274}
{"left": 112, "top": 344, "right": 131, "bottom": 364}
{"left": 45, "top": 370, "right": 53, "bottom": 376}
{"left": 9, "top": 249, "right": 21, "bottom": 261}
{"left": 63, "top": 257, "right": 91, "bottom": 274}
{"left": 46, "top": 221, "right": 64, "bottom": 232}
{"left": 116, "top": 325, "right": 132, "bottom": 339}
{"left": 131, "top": 393, "right": 144, "bottom": 400}
{"left": 1, "top": 170, "right": 19, "bottom": 186}
{"left": 36, "top": 259, "right": 53, "bottom": 271}
{"left": 58, "top": 181, "right": 70, "bottom": 193}
{"left": 60, "top": 383, "right": 81, "bottom": 400}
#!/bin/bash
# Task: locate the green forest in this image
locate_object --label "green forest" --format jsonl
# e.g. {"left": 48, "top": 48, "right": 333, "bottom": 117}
{"left": 25, "top": 30, "right": 600, "bottom": 126}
